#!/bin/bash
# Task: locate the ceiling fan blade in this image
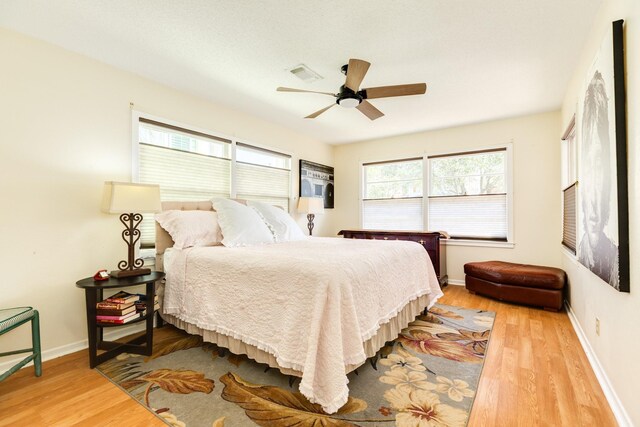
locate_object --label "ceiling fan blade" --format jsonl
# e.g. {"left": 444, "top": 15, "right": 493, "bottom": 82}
{"left": 344, "top": 59, "right": 371, "bottom": 91}
{"left": 363, "top": 83, "right": 427, "bottom": 99}
{"left": 277, "top": 87, "right": 336, "bottom": 96}
{"left": 305, "top": 104, "right": 336, "bottom": 119}
{"left": 356, "top": 100, "right": 384, "bottom": 121}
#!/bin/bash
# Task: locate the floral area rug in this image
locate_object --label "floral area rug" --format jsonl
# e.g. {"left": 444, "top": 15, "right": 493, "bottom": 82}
{"left": 97, "top": 303, "right": 495, "bottom": 427}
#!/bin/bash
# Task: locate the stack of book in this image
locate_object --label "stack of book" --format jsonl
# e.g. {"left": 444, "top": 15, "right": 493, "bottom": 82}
{"left": 134, "top": 294, "right": 160, "bottom": 316}
{"left": 96, "top": 291, "right": 140, "bottom": 324}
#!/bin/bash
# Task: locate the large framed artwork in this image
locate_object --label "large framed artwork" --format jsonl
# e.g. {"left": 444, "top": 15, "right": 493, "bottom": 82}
{"left": 576, "top": 20, "right": 629, "bottom": 292}
{"left": 299, "top": 160, "right": 334, "bottom": 208}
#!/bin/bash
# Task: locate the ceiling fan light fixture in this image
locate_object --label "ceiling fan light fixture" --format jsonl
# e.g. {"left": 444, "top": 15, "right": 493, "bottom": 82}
{"left": 338, "top": 97, "right": 361, "bottom": 108}
{"left": 277, "top": 58, "right": 427, "bottom": 120}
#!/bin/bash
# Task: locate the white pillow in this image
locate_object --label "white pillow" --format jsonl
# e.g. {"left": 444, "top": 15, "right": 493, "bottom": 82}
{"left": 211, "top": 199, "right": 275, "bottom": 247}
{"left": 155, "top": 210, "right": 222, "bottom": 249}
{"left": 246, "top": 200, "right": 306, "bottom": 242}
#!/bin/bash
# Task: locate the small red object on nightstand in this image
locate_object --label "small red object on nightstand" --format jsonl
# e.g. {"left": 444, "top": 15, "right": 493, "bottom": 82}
{"left": 93, "top": 270, "right": 109, "bottom": 281}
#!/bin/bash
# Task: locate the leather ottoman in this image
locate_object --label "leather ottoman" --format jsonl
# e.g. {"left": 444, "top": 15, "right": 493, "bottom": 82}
{"left": 464, "top": 261, "right": 566, "bottom": 311}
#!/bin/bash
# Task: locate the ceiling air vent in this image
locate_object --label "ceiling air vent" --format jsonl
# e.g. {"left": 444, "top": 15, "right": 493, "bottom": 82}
{"left": 288, "top": 64, "right": 322, "bottom": 82}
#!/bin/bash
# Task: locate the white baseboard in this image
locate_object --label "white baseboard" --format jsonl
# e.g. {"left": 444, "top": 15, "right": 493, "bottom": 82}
{"left": 565, "top": 301, "right": 632, "bottom": 427}
{"left": 447, "top": 278, "right": 465, "bottom": 286}
{"left": 0, "top": 323, "right": 146, "bottom": 374}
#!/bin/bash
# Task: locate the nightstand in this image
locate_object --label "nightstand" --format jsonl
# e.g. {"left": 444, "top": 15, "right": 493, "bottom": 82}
{"left": 76, "top": 271, "right": 165, "bottom": 368}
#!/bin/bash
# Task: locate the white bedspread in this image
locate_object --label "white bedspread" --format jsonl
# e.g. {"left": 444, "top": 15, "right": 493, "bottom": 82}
{"left": 162, "top": 236, "right": 442, "bottom": 413}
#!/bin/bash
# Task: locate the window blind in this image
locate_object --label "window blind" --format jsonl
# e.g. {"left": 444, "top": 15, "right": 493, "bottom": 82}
{"left": 235, "top": 163, "right": 290, "bottom": 209}
{"left": 428, "top": 194, "right": 507, "bottom": 239}
{"left": 362, "top": 158, "right": 423, "bottom": 231}
{"left": 235, "top": 143, "right": 291, "bottom": 210}
{"left": 428, "top": 149, "right": 507, "bottom": 240}
{"left": 137, "top": 121, "right": 232, "bottom": 248}
{"left": 362, "top": 197, "right": 423, "bottom": 231}
{"left": 562, "top": 182, "right": 577, "bottom": 253}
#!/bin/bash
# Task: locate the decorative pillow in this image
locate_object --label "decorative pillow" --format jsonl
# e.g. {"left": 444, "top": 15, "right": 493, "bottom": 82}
{"left": 211, "top": 198, "right": 275, "bottom": 247}
{"left": 154, "top": 210, "right": 223, "bottom": 249}
{"left": 246, "top": 200, "right": 306, "bottom": 242}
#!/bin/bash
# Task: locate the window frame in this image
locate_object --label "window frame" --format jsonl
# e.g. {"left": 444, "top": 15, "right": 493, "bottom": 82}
{"left": 359, "top": 143, "right": 514, "bottom": 248}
{"left": 426, "top": 145, "right": 513, "bottom": 244}
{"left": 561, "top": 116, "right": 578, "bottom": 256}
{"left": 359, "top": 156, "right": 425, "bottom": 231}
{"left": 234, "top": 141, "right": 292, "bottom": 209}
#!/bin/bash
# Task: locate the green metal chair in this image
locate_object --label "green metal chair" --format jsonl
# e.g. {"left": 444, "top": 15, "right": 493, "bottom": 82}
{"left": 0, "top": 307, "right": 42, "bottom": 381}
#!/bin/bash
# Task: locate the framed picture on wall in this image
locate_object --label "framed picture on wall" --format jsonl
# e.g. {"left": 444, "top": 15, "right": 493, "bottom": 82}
{"left": 299, "top": 160, "right": 334, "bottom": 209}
{"left": 576, "top": 20, "right": 629, "bottom": 292}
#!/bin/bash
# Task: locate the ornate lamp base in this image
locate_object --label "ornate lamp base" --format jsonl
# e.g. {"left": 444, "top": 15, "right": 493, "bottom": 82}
{"left": 111, "top": 212, "right": 150, "bottom": 278}
{"left": 307, "top": 213, "right": 315, "bottom": 236}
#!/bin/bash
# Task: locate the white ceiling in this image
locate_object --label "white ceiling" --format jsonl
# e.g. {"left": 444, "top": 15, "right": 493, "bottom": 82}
{"left": 0, "top": 0, "right": 601, "bottom": 144}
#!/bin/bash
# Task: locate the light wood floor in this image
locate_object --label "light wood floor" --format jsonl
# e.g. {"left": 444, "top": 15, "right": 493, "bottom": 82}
{"left": 444, "top": 286, "right": 616, "bottom": 427}
{"left": 0, "top": 285, "right": 616, "bottom": 426}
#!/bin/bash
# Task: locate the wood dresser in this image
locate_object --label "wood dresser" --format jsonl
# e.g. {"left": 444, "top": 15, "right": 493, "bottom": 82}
{"left": 338, "top": 229, "right": 448, "bottom": 288}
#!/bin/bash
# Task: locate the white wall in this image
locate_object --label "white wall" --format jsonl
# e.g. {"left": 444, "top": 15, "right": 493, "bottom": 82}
{"left": 560, "top": 0, "right": 639, "bottom": 424}
{"left": 332, "top": 111, "right": 562, "bottom": 281}
{"left": 0, "top": 28, "right": 333, "bottom": 358}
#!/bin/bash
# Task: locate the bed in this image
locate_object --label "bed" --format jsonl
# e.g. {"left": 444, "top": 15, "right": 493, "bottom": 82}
{"left": 155, "top": 200, "right": 443, "bottom": 413}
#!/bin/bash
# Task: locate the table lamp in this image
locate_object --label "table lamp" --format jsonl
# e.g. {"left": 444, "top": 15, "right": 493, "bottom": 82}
{"left": 297, "top": 197, "right": 324, "bottom": 236}
{"left": 101, "top": 181, "right": 161, "bottom": 278}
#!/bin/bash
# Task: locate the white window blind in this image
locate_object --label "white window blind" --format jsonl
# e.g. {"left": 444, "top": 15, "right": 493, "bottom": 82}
{"left": 362, "top": 198, "right": 423, "bottom": 230}
{"left": 429, "top": 194, "right": 507, "bottom": 239}
{"left": 138, "top": 119, "right": 232, "bottom": 247}
{"left": 562, "top": 183, "right": 577, "bottom": 253}
{"left": 428, "top": 149, "right": 507, "bottom": 240}
{"left": 235, "top": 143, "right": 291, "bottom": 210}
{"left": 362, "top": 158, "right": 423, "bottom": 231}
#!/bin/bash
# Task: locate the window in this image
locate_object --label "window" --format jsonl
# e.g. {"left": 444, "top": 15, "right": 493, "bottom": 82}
{"left": 362, "top": 158, "right": 423, "bottom": 231}
{"left": 235, "top": 143, "right": 291, "bottom": 209}
{"left": 428, "top": 149, "right": 508, "bottom": 241}
{"left": 561, "top": 117, "right": 577, "bottom": 253}
{"left": 360, "top": 146, "right": 512, "bottom": 243}
{"left": 138, "top": 118, "right": 232, "bottom": 201}
{"left": 135, "top": 116, "right": 291, "bottom": 248}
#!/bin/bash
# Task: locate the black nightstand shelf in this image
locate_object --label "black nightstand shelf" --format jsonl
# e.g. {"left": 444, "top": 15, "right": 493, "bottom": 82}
{"left": 76, "top": 271, "right": 165, "bottom": 368}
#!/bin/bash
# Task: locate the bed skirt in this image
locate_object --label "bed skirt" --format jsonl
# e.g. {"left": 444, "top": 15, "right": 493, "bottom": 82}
{"left": 160, "top": 292, "right": 433, "bottom": 377}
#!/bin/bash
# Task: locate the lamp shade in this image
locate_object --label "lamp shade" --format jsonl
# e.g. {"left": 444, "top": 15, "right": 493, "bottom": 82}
{"left": 297, "top": 197, "right": 325, "bottom": 214}
{"left": 101, "top": 181, "right": 161, "bottom": 214}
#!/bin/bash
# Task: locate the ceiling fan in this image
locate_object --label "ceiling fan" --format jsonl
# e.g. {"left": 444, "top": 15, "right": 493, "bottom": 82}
{"left": 277, "top": 58, "right": 427, "bottom": 120}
